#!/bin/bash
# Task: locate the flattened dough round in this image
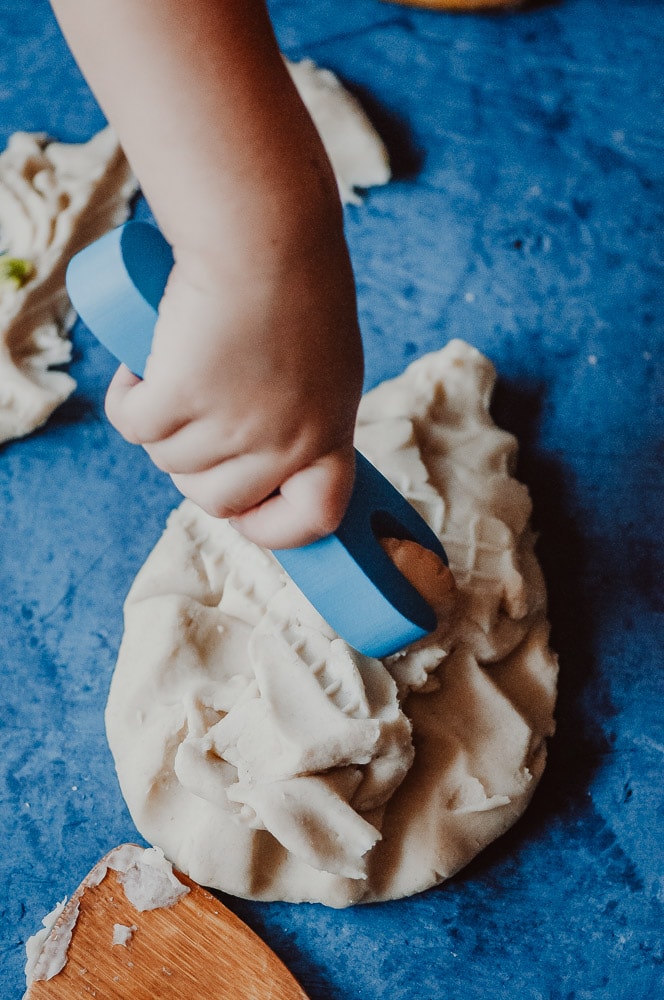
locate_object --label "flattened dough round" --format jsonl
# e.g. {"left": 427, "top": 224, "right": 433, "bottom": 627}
{"left": 106, "top": 340, "right": 558, "bottom": 907}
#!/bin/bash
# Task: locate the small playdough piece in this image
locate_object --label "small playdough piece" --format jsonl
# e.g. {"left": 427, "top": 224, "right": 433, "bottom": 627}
{"left": 0, "top": 128, "right": 137, "bottom": 443}
{"left": 106, "top": 340, "right": 558, "bottom": 907}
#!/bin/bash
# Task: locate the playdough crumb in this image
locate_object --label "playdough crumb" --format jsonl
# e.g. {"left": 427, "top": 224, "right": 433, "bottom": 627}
{"left": 112, "top": 923, "right": 137, "bottom": 947}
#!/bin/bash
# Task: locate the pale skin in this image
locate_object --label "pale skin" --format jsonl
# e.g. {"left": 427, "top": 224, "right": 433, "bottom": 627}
{"left": 50, "top": 0, "right": 364, "bottom": 549}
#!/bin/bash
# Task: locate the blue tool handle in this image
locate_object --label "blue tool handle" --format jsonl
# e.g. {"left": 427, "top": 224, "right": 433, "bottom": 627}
{"left": 66, "top": 221, "right": 448, "bottom": 658}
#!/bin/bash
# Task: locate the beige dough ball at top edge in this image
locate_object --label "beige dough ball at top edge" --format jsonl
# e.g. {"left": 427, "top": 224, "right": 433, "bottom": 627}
{"left": 105, "top": 339, "right": 558, "bottom": 908}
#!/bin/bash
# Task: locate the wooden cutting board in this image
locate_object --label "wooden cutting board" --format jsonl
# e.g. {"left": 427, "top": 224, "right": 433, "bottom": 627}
{"left": 24, "top": 845, "right": 310, "bottom": 1000}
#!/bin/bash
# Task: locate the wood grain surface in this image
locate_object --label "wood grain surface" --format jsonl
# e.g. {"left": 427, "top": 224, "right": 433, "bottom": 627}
{"left": 25, "top": 847, "right": 310, "bottom": 1000}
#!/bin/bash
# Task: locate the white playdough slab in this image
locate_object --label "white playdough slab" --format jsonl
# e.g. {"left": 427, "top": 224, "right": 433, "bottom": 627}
{"left": 106, "top": 340, "right": 557, "bottom": 907}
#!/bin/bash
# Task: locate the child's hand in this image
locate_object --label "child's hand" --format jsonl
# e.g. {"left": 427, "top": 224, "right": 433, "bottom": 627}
{"left": 104, "top": 223, "right": 363, "bottom": 550}
{"left": 51, "top": 0, "right": 364, "bottom": 548}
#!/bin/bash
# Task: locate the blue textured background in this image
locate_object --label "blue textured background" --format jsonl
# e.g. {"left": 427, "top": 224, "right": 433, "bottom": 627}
{"left": 1, "top": 1, "right": 662, "bottom": 997}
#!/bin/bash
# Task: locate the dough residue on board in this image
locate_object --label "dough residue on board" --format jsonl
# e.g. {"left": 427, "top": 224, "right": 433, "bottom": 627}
{"left": 0, "top": 56, "right": 388, "bottom": 445}
{"left": 112, "top": 923, "right": 137, "bottom": 947}
{"left": 23, "top": 898, "right": 78, "bottom": 988}
{"left": 23, "top": 844, "right": 188, "bottom": 993}
{"left": 106, "top": 340, "right": 558, "bottom": 908}
{"left": 113, "top": 845, "right": 190, "bottom": 912}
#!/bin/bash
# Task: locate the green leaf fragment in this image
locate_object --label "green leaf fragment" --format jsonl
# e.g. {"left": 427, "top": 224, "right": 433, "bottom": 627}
{"left": 0, "top": 256, "right": 35, "bottom": 288}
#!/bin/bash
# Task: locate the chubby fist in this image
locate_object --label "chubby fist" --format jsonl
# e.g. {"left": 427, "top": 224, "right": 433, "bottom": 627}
{"left": 105, "top": 227, "right": 363, "bottom": 551}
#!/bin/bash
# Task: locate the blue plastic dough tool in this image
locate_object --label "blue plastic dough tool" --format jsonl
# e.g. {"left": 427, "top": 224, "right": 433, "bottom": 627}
{"left": 66, "top": 221, "right": 449, "bottom": 659}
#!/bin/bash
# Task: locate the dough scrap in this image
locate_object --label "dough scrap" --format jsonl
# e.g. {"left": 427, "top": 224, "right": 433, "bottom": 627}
{"left": 23, "top": 898, "right": 75, "bottom": 987}
{"left": 0, "top": 128, "right": 137, "bottom": 443}
{"left": 106, "top": 340, "right": 558, "bottom": 907}
{"left": 0, "top": 57, "right": 388, "bottom": 444}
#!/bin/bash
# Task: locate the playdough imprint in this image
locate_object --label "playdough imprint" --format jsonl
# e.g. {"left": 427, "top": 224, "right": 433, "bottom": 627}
{"left": 106, "top": 340, "right": 557, "bottom": 907}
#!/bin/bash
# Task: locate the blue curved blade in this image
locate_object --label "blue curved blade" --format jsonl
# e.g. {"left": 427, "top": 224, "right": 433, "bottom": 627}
{"left": 66, "top": 221, "right": 448, "bottom": 658}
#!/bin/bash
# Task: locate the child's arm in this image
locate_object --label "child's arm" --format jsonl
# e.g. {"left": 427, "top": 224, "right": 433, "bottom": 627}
{"left": 50, "top": 0, "right": 364, "bottom": 548}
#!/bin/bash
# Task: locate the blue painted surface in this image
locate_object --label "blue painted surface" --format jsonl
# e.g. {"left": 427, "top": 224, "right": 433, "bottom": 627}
{"left": 1, "top": 1, "right": 662, "bottom": 997}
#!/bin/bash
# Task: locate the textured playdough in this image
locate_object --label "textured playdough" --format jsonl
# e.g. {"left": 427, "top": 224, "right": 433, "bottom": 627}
{"left": 106, "top": 340, "right": 558, "bottom": 907}
{"left": 0, "top": 127, "right": 137, "bottom": 443}
{"left": 0, "top": 58, "right": 388, "bottom": 444}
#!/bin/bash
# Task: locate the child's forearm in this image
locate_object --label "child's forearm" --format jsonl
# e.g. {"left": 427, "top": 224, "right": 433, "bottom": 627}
{"left": 50, "top": 0, "right": 341, "bottom": 273}
{"left": 51, "top": 0, "right": 363, "bottom": 548}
